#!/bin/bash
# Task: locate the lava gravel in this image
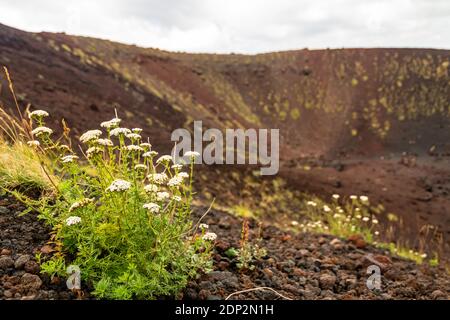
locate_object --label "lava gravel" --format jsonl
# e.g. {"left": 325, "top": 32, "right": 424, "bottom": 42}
{"left": 1, "top": 195, "right": 449, "bottom": 300}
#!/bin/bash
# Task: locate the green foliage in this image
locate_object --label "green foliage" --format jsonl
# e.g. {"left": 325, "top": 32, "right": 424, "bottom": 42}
{"left": 20, "top": 111, "right": 214, "bottom": 299}
{"left": 296, "top": 194, "right": 435, "bottom": 266}
{"left": 236, "top": 220, "right": 267, "bottom": 271}
{"left": 298, "top": 194, "right": 380, "bottom": 241}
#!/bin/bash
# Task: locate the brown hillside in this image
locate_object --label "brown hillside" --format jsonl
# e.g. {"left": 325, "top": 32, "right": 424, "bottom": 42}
{"left": 1, "top": 23, "right": 449, "bottom": 256}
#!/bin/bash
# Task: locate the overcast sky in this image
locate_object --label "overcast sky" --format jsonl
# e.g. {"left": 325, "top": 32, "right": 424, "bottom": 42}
{"left": 0, "top": 0, "right": 448, "bottom": 53}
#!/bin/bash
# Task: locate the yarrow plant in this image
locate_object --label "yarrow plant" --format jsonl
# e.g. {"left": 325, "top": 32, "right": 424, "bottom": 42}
{"left": 23, "top": 111, "right": 214, "bottom": 299}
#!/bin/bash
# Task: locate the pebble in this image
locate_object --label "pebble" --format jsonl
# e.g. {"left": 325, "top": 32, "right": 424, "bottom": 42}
{"left": 0, "top": 255, "right": 14, "bottom": 270}
{"left": 1, "top": 248, "right": 12, "bottom": 255}
{"left": 330, "top": 238, "right": 343, "bottom": 250}
{"left": 3, "top": 289, "right": 14, "bottom": 298}
{"left": 20, "top": 273, "right": 43, "bottom": 290}
{"left": 24, "top": 260, "right": 40, "bottom": 274}
{"left": 0, "top": 206, "right": 10, "bottom": 215}
{"left": 14, "top": 254, "right": 31, "bottom": 269}
{"left": 319, "top": 273, "right": 337, "bottom": 290}
{"left": 431, "top": 290, "right": 447, "bottom": 300}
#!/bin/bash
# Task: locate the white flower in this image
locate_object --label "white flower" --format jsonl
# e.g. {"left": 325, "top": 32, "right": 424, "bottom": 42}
{"left": 69, "top": 198, "right": 94, "bottom": 212}
{"left": 171, "top": 164, "right": 183, "bottom": 170}
{"left": 100, "top": 118, "right": 121, "bottom": 129}
{"left": 143, "top": 151, "right": 158, "bottom": 158}
{"left": 147, "top": 173, "right": 168, "bottom": 184}
{"left": 291, "top": 220, "right": 299, "bottom": 226}
{"left": 420, "top": 253, "right": 427, "bottom": 259}
{"left": 350, "top": 195, "right": 358, "bottom": 200}
{"left": 144, "top": 184, "right": 158, "bottom": 193}
{"left": 31, "top": 126, "right": 53, "bottom": 137}
{"left": 167, "top": 176, "right": 183, "bottom": 187}
{"left": 110, "top": 127, "right": 131, "bottom": 136}
{"left": 86, "top": 146, "right": 103, "bottom": 157}
{"left": 156, "top": 155, "right": 172, "bottom": 164}
{"left": 65, "top": 216, "right": 82, "bottom": 226}
{"left": 27, "top": 140, "right": 40, "bottom": 147}
{"left": 97, "top": 138, "right": 113, "bottom": 146}
{"left": 323, "top": 205, "right": 331, "bottom": 212}
{"left": 199, "top": 223, "right": 209, "bottom": 230}
{"left": 372, "top": 219, "right": 379, "bottom": 224}
{"left": 202, "top": 232, "right": 217, "bottom": 241}
{"left": 362, "top": 217, "right": 370, "bottom": 222}
{"left": 132, "top": 128, "right": 143, "bottom": 133}
{"left": 61, "top": 155, "right": 79, "bottom": 163}
{"left": 332, "top": 194, "right": 340, "bottom": 199}
{"left": 80, "top": 130, "right": 102, "bottom": 143}
{"left": 143, "top": 202, "right": 160, "bottom": 214}
{"left": 184, "top": 151, "right": 200, "bottom": 158}
{"left": 126, "top": 133, "right": 141, "bottom": 140}
{"left": 140, "top": 143, "right": 152, "bottom": 149}
{"left": 359, "top": 195, "right": 369, "bottom": 202}
{"left": 173, "top": 195, "right": 182, "bottom": 202}
{"left": 106, "top": 179, "right": 132, "bottom": 192}
{"left": 134, "top": 164, "right": 147, "bottom": 170}
{"left": 177, "top": 172, "right": 189, "bottom": 179}
{"left": 306, "top": 201, "right": 317, "bottom": 207}
{"left": 29, "top": 110, "right": 49, "bottom": 119}
{"left": 156, "top": 191, "right": 170, "bottom": 201}
{"left": 124, "top": 145, "right": 144, "bottom": 152}
{"left": 374, "top": 231, "right": 380, "bottom": 236}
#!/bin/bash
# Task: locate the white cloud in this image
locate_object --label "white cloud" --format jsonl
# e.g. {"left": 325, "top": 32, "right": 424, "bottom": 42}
{"left": 0, "top": 0, "right": 448, "bottom": 53}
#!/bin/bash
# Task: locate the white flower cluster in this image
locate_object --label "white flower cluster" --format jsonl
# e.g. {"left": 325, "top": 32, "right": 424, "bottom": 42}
{"left": 199, "top": 223, "right": 209, "bottom": 230}
{"left": 173, "top": 195, "right": 181, "bottom": 202}
{"left": 86, "top": 146, "right": 103, "bottom": 157}
{"left": 359, "top": 195, "right": 369, "bottom": 202}
{"left": 144, "top": 184, "right": 158, "bottom": 193}
{"left": 156, "top": 155, "right": 172, "bottom": 164}
{"left": 124, "top": 145, "right": 144, "bottom": 152}
{"left": 171, "top": 164, "right": 183, "bottom": 170}
{"left": 156, "top": 191, "right": 170, "bottom": 201}
{"left": 178, "top": 172, "right": 189, "bottom": 179}
{"left": 106, "top": 179, "right": 132, "bottom": 192}
{"left": 69, "top": 198, "right": 95, "bottom": 212}
{"left": 140, "top": 143, "right": 152, "bottom": 149}
{"left": 134, "top": 164, "right": 147, "bottom": 170}
{"left": 143, "top": 202, "right": 160, "bottom": 213}
{"left": 29, "top": 110, "right": 49, "bottom": 119}
{"left": 27, "top": 140, "right": 40, "bottom": 147}
{"left": 126, "top": 133, "right": 141, "bottom": 140}
{"left": 80, "top": 130, "right": 102, "bottom": 143}
{"left": 147, "top": 173, "right": 168, "bottom": 184}
{"left": 96, "top": 138, "right": 113, "bottom": 146}
{"left": 100, "top": 118, "right": 121, "bottom": 129}
{"left": 167, "top": 175, "right": 183, "bottom": 187}
{"left": 143, "top": 151, "right": 158, "bottom": 158}
{"left": 110, "top": 127, "right": 131, "bottom": 137}
{"left": 65, "top": 216, "right": 82, "bottom": 226}
{"left": 202, "top": 232, "right": 217, "bottom": 241}
{"left": 167, "top": 172, "right": 188, "bottom": 187}
{"left": 31, "top": 126, "right": 53, "bottom": 137}
{"left": 61, "top": 155, "right": 79, "bottom": 163}
{"left": 184, "top": 151, "right": 200, "bottom": 158}
{"left": 132, "top": 128, "right": 143, "bottom": 133}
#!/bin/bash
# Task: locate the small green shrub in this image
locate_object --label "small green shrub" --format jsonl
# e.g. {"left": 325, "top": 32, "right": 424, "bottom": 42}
{"left": 23, "top": 110, "right": 215, "bottom": 299}
{"left": 236, "top": 220, "right": 266, "bottom": 270}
